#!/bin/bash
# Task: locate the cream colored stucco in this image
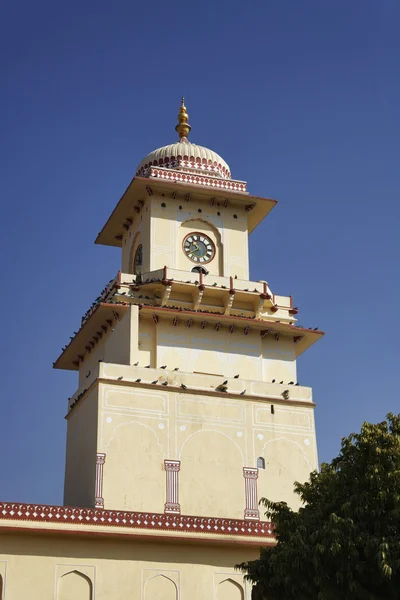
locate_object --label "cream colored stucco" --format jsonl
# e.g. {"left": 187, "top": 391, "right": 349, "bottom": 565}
{"left": 0, "top": 533, "right": 257, "bottom": 600}
{"left": 1, "top": 119, "right": 324, "bottom": 599}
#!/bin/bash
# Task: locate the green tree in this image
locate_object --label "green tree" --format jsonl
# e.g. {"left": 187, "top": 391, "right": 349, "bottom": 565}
{"left": 238, "top": 413, "right": 400, "bottom": 600}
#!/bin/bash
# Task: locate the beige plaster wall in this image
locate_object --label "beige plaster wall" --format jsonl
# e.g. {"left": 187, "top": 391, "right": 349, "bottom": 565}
{"left": 155, "top": 319, "right": 294, "bottom": 382}
{"left": 64, "top": 387, "right": 99, "bottom": 507}
{"left": 0, "top": 533, "right": 256, "bottom": 600}
{"left": 77, "top": 306, "right": 139, "bottom": 389}
{"left": 78, "top": 339, "right": 105, "bottom": 389}
{"left": 138, "top": 316, "right": 156, "bottom": 367}
{"left": 144, "top": 194, "right": 249, "bottom": 278}
{"left": 97, "top": 376, "right": 317, "bottom": 515}
{"left": 121, "top": 204, "right": 151, "bottom": 274}
{"left": 104, "top": 305, "right": 138, "bottom": 366}
{"left": 261, "top": 336, "right": 297, "bottom": 384}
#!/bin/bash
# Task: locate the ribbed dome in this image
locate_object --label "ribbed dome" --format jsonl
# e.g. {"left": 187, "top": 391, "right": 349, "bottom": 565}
{"left": 136, "top": 140, "right": 231, "bottom": 180}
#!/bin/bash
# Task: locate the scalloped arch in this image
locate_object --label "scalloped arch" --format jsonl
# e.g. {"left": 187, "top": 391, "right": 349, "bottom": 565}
{"left": 144, "top": 574, "right": 177, "bottom": 599}
{"left": 217, "top": 578, "right": 244, "bottom": 600}
{"left": 57, "top": 570, "right": 92, "bottom": 600}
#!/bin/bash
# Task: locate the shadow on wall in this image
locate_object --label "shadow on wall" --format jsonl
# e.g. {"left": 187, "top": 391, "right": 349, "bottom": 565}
{"left": 1, "top": 534, "right": 259, "bottom": 568}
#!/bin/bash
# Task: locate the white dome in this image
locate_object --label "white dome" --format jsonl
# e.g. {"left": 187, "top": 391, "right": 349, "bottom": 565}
{"left": 136, "top": 140, "right": 231, "bottom": 180}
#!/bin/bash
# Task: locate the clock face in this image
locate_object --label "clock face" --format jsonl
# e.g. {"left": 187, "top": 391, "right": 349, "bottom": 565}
{"left": 183, "top": 233, "right": 215, "bottom": 264}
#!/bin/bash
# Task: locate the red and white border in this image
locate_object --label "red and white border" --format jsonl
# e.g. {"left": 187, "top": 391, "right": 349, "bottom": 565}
{"left": 0, "top": 502, "right": 272, "bottom": 537}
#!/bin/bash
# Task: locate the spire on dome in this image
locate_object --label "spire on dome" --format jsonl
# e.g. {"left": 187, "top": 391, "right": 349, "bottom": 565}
{"left": 175, "top": 97, "right": 191, "bottom": 140}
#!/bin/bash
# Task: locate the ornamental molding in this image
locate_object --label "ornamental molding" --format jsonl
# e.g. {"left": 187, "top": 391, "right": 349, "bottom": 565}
{"left": 0, "top": 502, "right": 273, "bottom": 538}
{"left": 164, "top": 460, "right": 181, "bottom": 472}
{"left": 243, "top": 467, "right": 259, "bottom": 480}
{"left": 136, "top": 156, "right": 231, "bottom": 180}
{"left": 142, "top": 167, "right": 247, "bottom": 193}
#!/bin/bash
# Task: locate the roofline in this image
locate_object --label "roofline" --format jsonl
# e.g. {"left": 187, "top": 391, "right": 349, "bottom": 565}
{"left": 95, "top": 177, "right": 278, "bottom": 247}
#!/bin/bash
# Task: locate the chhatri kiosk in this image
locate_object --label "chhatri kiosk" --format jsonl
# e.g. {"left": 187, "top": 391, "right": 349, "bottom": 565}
{"left": 0, "top": 100, "right": 323, "bottom": 599}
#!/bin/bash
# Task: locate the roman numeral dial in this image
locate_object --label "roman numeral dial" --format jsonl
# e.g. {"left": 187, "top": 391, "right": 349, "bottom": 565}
{"left": 183, "top": 233, "right": 215, "bottom": 264}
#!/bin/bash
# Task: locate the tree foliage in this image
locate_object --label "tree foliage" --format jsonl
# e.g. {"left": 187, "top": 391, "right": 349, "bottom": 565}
{"left": 238, "top": 413, "right": 400, "bottom": 599}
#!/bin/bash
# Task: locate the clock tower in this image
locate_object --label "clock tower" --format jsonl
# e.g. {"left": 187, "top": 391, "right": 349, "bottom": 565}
{"left": 13, "top": 98, "right": 328, "bottom": 599}
{"left": 55, "top": 98, "right": 323, "bottom": 520}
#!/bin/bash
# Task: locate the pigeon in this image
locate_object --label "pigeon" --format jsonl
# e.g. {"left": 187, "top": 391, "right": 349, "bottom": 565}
{"left": 133, "top": 361, "right": 139, "bottom": 366}
{"left": 135, "top": 379, "right": 141, "bottom": 383}
{"left": 145, "top": 365, "right": 151, "bottom": 368}
{"left": 234, "top": 275, "right": 238, "bottom": 279}
{"left": 240, "top": 390, "right": 246, "bottom": 395}
{"left": 118, "top": 376, "right": 123, "bottom": 380}
{"left": 280, "top": 381, "right": 283, "bottom": 384}
{"left": 212, "top": 282, "right": 218, "bottom": 287}
{"left": 180, "top": 383, "right": 187, "bottom": 390}
{"left": 295, "top": 382, "right": 300, "bottom": 386}
{"left": 234, "top": 374, "right": 240, "bottom": 378}
{"left": 151, "top": 380, "right": 158, "bottom": 384}
{"left": 314, "top": 327, "right": 319, "bottom": 330}
{"left": 272, "top": 379, "right": 276, "bottom": 383}
{"left": 161, "top": 381, "right": 168, "bottom": 386}
{"left": 174, "top": 367, "right": 179, "bottom": 371}
{"left": 216, "top": 385, "right": 228, "bottom": 392}
{"left": 288, "top": 381, "right": 294, "bottom": 385}
{"left": 98, "top": 359, "right": 103, "bottom": 362}
{"left": 160, "top": 365, "right": 167, "bottom": 369}
{"left": 222, "top": 380, "right": 228, "bottom": 385}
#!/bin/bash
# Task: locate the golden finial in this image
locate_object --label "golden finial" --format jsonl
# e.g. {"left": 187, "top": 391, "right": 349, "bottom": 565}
{"left": 175, "top": 97, "right": 191, "bottom": 140}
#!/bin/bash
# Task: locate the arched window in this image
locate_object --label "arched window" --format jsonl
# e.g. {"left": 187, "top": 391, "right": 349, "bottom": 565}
{"left": 134, "top": 244, "right": 143, "bottom": 275}
{"left": 191, "top": 266, "right": 209, "bottom": 275}
{"left": 256, "top": 456, "right": 265, "bottom": 469}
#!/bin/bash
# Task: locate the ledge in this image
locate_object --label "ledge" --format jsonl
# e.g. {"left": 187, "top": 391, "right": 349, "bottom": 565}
{"left": 0, "top": 502, "right": 274, "bottom": 545}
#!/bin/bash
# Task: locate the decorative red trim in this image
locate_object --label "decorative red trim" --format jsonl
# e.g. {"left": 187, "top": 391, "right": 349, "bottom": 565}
{"left": 0, "top": 502, "right": 273, "bottom": 537}
{"left": 144, "top": 167, "right": 247, "bottom": 193}
{"left": 137, "top": 156, "right": 231, "bottom": 180}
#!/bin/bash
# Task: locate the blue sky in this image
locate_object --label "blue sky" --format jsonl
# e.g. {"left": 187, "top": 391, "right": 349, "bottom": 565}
{"left": 1, "top": 0, "right": 399, "bottom": 505}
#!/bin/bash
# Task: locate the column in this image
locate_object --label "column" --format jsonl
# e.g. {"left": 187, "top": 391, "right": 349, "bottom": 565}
{"left": 243, "top": 467, "right": 260, "bottom": 520}
{"left": 164, "top": 460, "right": 181, "bottom": 514}
{"left": 95, "top": 453, "right": 106, "bottom": 508}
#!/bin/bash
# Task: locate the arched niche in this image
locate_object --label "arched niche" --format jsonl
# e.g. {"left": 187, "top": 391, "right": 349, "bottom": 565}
{"left": 129, "top": 232, "right": 143, "bottom": 275}
{"left": 258, "top": 437, "right": 312, "bottom": 510}
{"left": 179, "top": 429, "right": 244, "bottom": 518}
{"left": 103, "top": 420, "right": 164, "bottom": 512}
{"left": 179, "top": 218, "right": 223, "bottom": 276}
{"left": 144, "top": 574, "right": 177, "bottom": 600}
{"left": 57, "top": 570, "right": 92, "bottom": 600}
{"left": 217, "top": 578, "right": 244, "bottom": 600}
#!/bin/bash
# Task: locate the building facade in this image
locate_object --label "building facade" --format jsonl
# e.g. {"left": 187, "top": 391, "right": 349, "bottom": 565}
{"left": 0, "top": 100, "right": 323, "bottom": 599}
